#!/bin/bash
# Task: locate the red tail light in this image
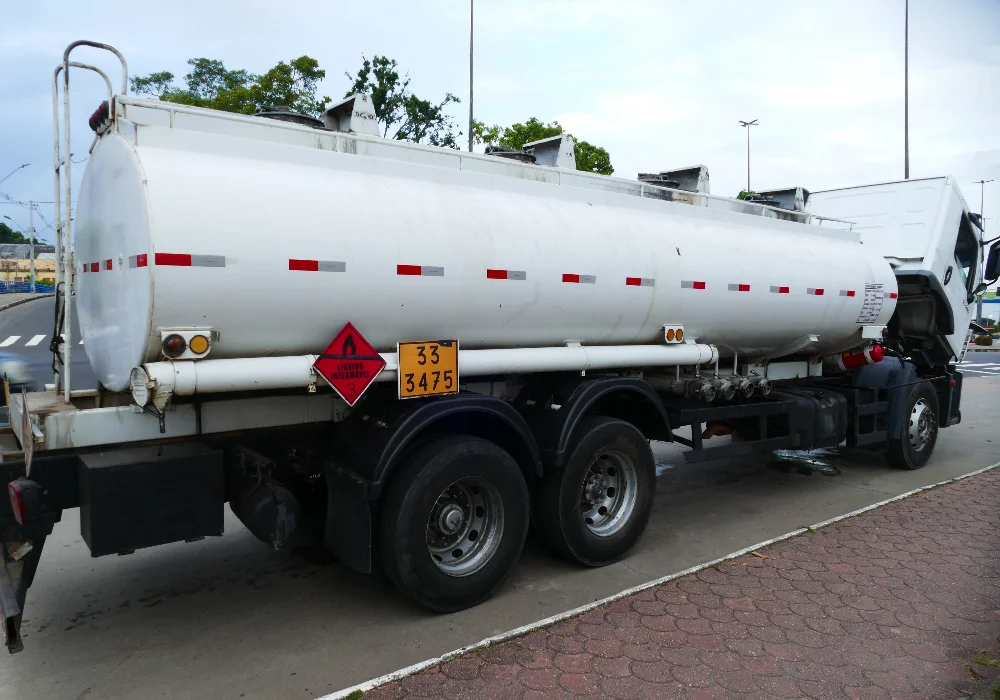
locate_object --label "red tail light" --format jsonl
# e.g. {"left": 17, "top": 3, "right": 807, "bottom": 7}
{"left": 8, "top": 480, "right": 26, "bottom": 525}
{"left": 88, "top": 100, "right": 111, "bottom": 133}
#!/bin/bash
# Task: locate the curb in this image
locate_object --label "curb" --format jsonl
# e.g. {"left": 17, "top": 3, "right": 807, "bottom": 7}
{"left": 0, "top": 293, "right": 54, "bottom": 313}
{"left": 319, "top": 459, "right": 1000, "bottom": 700}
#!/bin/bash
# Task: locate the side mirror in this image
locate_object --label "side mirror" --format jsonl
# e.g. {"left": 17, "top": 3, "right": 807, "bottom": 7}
{"left": 986, "top": 242, "right": 1000, "bottom": 284}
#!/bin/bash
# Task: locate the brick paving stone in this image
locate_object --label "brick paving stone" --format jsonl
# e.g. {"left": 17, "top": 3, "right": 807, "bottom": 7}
{"left": 360, "top": 469, "right": 1000, "bottom": 700}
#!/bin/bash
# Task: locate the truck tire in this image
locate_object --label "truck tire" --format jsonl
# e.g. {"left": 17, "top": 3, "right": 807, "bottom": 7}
{"left": 379, "top": 435, "right": 529, "bottom": 612}
{"left": 535, "top": 417, "right": 655, "bottom": 567}
{"left": 885, "top": 381, "right": 939, "bottom": 470}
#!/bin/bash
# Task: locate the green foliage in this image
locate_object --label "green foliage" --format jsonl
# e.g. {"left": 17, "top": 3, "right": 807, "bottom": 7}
{"left": 345, "top": 55, "right": 461, "bottom": 148}
{"left": 473, "top": 117, "right": 614, "bottom": 175}
{"left": 131, "top": 56, "right": 331, "bottom": 116}
{"left": 737, "top": 190, "right": 757, "bottom": 200}
{"left": 345, "top": 55, "right": 409, "bottom": 137}
{"left": 974, "top": 335, "right": 994, "bottom": 346}
{"left": 0, "top": 222, "right": 28, "bottom": 244}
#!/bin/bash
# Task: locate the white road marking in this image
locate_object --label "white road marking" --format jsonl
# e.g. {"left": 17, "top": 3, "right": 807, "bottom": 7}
{"left": 0, "top": 336, "right": 20, "bottom": 347}
{"left": 25, "top": 334, "right": 46, "bottom": 347}
{"left": 319, "top": 460, "right": 1000, "bottom": 700}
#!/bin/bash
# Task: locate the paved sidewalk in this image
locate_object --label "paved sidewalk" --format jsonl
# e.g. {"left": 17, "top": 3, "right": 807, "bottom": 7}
{"left": 361, "top": 468, "right": 1000, "bottom": 699}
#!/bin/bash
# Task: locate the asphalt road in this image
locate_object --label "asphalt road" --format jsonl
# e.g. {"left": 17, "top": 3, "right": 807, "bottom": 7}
{"left": 0, "top": 298, "right": 998, "bottom": 700}
{"left": 0, "top": 295, "right": 96, "bottom": 391}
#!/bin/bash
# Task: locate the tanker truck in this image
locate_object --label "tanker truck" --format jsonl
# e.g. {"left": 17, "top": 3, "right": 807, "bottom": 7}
{"left": 1, "top": 41, "right": 996, "bottom": 653}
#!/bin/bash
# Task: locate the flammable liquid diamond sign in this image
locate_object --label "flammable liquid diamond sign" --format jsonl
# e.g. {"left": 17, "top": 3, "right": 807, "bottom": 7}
{"left": 313, "top": 322, "right": 386, "bottom": 406}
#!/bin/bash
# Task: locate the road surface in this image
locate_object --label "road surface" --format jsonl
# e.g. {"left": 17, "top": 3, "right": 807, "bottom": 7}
{"left": 0, "top": 297, "right": 998, "bottom": 700}
{"left": 0, "top": 295, "right": 95, "bottom": 391}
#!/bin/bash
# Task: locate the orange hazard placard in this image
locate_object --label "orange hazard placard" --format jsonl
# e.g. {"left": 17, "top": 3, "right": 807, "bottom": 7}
{"left": 313, "top": 322, "right": 386, "bottom": 406}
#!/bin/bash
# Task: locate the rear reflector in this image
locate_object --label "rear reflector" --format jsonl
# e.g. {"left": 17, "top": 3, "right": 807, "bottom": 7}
{"left": 8, "top": 480, "right": 25, "bottom": 525}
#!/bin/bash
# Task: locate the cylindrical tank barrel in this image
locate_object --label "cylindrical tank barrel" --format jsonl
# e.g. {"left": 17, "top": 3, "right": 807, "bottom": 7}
{"left": 75, "top": 128, "right": 897, "bottom": 392}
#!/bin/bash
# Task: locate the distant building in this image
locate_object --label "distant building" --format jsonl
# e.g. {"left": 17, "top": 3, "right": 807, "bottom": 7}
{"left": 0, "top": 244, "right": 56, "bottom": 259}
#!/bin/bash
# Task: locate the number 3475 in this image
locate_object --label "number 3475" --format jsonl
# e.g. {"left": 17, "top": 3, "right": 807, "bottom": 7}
{"left": 403, "top": 369, "right": 454, "bottom": 394}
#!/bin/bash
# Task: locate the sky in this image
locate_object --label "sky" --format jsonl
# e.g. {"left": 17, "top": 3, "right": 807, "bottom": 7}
{"left": 1, "top": 0, "right": 998, "bottom": 242}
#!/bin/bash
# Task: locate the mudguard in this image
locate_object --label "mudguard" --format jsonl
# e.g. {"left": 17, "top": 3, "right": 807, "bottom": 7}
{"left": 323, "top": 392, "right": 541, "bottom": 574}
{"left": 515, "top": 377, "right": 672, "bottom": 467}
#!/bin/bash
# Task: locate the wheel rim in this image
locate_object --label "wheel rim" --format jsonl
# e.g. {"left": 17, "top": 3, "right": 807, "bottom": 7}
{"left": 580, "top": 449, "right": 638, "bottom": 537}
{"left": 908, "top": 398, "right": 937, "bottom": 452}
{"left": 426, "top": 477, "right": 504, "bottom": 577}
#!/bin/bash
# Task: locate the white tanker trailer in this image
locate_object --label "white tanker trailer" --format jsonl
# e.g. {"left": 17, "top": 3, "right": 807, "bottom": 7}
{"left": 1, "top": 41, "right": 996, "bottom": 653}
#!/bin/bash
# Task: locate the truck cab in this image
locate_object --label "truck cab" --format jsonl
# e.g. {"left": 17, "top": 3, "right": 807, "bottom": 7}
{"left": 808, "top": 176, "right": 991, "bottom": 365}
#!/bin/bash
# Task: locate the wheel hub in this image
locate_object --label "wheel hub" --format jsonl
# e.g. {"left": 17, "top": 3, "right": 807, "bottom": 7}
{"left": 579, "top": 450, "right": 639, "bottom": 538}
{"left": 908, "top": 398, "right": 937, "bottom": 452}
{"left": 437, "top": 503, "right": 465, "bottom": 535}
{"left": 426, "top": 477, "right": 505, "bottom": 578}
{"left": 583, "top": 473, "right": 608, "bottom": 504}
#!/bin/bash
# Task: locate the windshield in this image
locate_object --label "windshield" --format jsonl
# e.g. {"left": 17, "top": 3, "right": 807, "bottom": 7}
{"left": 954, "top": 214, "right": 979, "bottom": 292}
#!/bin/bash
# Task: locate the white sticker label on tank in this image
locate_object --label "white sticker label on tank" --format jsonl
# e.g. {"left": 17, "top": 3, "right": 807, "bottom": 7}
{"left": 856, "top": 283, "right": 885, "bottom": 324}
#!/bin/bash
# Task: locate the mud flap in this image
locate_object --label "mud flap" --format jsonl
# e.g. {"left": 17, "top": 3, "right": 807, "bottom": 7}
{"left": 0, "top": 534, "right": 46, "bottom": 654}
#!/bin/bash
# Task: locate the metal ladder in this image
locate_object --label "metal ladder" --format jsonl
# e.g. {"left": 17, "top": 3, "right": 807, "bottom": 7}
{"left": 51, "top": 41, "right": 128, "bottom": 401}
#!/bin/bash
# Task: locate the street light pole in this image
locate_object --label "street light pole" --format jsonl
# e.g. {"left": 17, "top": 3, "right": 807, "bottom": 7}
{"left": 468, "top": 0, "right": 474, "bottom": 153}
{"left": 904, "top": 0, "right": 909, "bottom": 179}
{"left": 0, "top": 163, "right": 29, "bottom": 186}
{"left": 29, "top": 201, "right": 35, "bottom": 294}
{"left": 978, "top": 179, "right": 994, "bottom": 220}
{"left": 738, "top": 119, "right": 758, "bottom": 193}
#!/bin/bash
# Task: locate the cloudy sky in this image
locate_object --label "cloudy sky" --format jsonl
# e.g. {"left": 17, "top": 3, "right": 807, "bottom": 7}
{"left": 1, "top": 0, "right": 997, "bottom": 241}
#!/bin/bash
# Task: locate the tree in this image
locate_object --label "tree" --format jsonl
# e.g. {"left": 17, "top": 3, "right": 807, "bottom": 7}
{"left": 345, "top": 55, "right": 461, "bottom": 148}
{"left": 0, "top": 223, "right": 28, "bottom": 245}
{"left": 131, "top": 56, "right": 331, "bottom": 116}
{"left": 473, "top": 117, "right": 613, "bottom": 175}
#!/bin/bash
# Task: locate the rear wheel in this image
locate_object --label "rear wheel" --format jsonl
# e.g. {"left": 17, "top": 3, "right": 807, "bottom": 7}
{"left": 885, "top": 381, "right": 939, "bottom": 470}
{"left": 535, "top": 417, "right": 655, "bottom": 566}
{"left": 379, "top": 435, "right": 529, "bottom": 612}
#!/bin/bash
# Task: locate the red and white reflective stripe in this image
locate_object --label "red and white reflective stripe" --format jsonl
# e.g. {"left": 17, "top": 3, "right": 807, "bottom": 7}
{"left": 840, "top": 289, "right": 856, "bottom": 297}
{"left": 487, "top": 269, "right": 527, "bottom": 280}
{"left": 625, "top": 277, "right": 654, "bottom": 287}
{"left": 562, "top": 274, "right": 596, "bottom": 284}
{"left": 728, "top": 283, "right": 751, "bottom": 292}
{"left": 128, "top": 254, "right": 149, "bottom": 268}
{"left": 681, "top": 280, "right": 706, "bottom": 290}
{"left": 154, "top": 253, "right": 226, "bottom": 267}
{"left": 104, "top": 259, "right": 112, "bottom": 271}
{"left": 807, "top": 288, "right": 825, "bottom": 296}
{"left": 89, "top": 262, "right": 99, "bottom": 273}
{"left": 289, "top": 259, "right": 346, "bottom": 272}
{"left": 397, "top": 264, "right": 444, "bottom": 276}
{"left": 886, "top": 292, "right": 898, "bottom": 299}
{"left": 770, "top": 286, "right": 790, "bottom": 294}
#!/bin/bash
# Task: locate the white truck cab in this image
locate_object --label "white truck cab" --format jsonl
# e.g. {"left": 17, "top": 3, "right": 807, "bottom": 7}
{"left": 809, "top": 176, "right": 991, "bottom": 363}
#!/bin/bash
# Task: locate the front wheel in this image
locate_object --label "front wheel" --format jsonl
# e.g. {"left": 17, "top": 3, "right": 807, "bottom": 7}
{"left": 379, "top": 435, "right": 529, "bottom": 612}
{"left": 885, "top": 381, "right": 939, "bottom": 470}
{"left": 534, "top": 417, "right": 656, "bottom": 567}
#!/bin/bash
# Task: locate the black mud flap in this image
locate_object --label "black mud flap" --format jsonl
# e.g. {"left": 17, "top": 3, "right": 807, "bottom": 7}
{"left": 0, "top": 533, "right": 46, "bottom": 654}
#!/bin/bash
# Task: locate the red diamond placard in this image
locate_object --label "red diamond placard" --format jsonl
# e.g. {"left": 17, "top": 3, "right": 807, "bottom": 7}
{"left": 313, "top": 322, "right": 386, "bottom": 406}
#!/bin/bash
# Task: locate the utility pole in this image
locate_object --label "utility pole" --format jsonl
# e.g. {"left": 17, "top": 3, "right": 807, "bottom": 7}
{"left": 904, "top": 0, "right": 909, "bottom": 179}
{"left": 29, "top": 201, "right": 35, "bottom": 294}
{"left": 468, "top": 0, "right": 474, "bottom": 153}
{"left": 738, "top": 119, "right": 758, "bottom": 193}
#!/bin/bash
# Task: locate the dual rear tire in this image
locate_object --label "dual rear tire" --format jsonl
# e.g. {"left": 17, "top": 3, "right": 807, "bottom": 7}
{"left": 378, "top": 417, "right": 656, "bottom": 612}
